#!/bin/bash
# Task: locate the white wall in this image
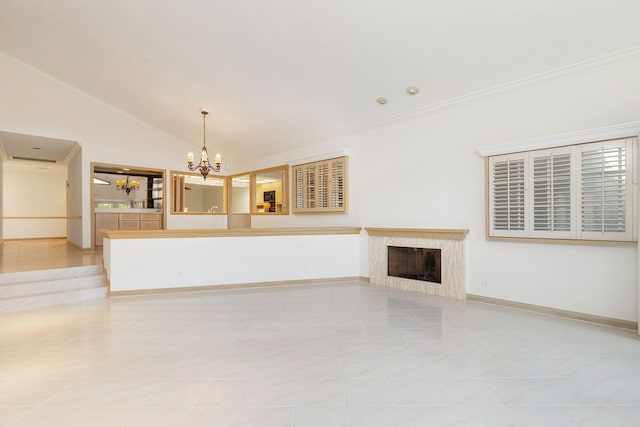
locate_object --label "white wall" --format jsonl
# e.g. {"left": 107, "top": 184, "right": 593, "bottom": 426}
{"left": 231, "top": 186, "right": 250, "bottom": 213}
{"left": 67, "top": 146, "right": 82, "bottom": 247}
{"left": 105, "top": 233, "right": 360, "bottom": 292}
{"left": 3, "top": 162, "right": 67, "bottom": 239}
{"left": 0, "top": 53, "right": 207, "bottom": 247}
{"left": 1, "top": 48, "right": 638, "bottom": 322}
{"left": 236, "top": 56, "right": 640, "bottom": 322}
{"left": 0, "top": 158, "right": 3, "bottom": 243}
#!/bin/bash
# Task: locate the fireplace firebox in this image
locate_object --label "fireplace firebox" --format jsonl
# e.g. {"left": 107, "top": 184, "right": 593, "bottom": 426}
{"left": 387, "top": 246, "right": 441, "bottom": 284}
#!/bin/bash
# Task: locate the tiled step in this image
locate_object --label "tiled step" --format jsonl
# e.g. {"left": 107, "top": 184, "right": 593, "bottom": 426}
{"left": 0, "top": 274, "right": 105, "bottom": 298}
{"left": 0, "top": 265, "right": 107, "bottom": 313}
{"left": 0, "top": 264, "right": 102, "bottom": 286}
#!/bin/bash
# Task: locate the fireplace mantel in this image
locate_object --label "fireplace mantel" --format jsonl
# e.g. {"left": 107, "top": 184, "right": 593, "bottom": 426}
{"left": 365, "top": 228, "right": 469, "bottom": 240}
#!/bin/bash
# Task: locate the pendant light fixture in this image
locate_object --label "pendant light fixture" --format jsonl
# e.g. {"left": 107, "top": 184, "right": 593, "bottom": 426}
{"left": 115, "top": 176, "right": 140, "bottom": 195}
{"left": 187, "top": 111, "right": 221, "bottom": 180}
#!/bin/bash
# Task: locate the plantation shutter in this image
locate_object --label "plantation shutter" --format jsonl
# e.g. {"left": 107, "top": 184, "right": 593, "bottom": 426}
{"left": 488, "top": 136, "right": 636, "bottom": 241}
{"left": 330, "top": 159, "right": 345, "bottom": 209}
{"left": 578, "top": 137, "right": 633, "bottom": 241}
{"left": 531, "top": 148, "right": 572, "bottom": 238}
{"left": 292, "top": 156, "right": 348, "bottom": 213}
{"left": 317, "top": 162, "right": 329, "bottom": 208}
{"left": 305, "top": 164, "right": 316, "bottom": 209}
{"left": 293, "top": 166, "right": 304, "bottom": 209}
{"left": 490, "top": 153, "right": 527, "bottom": 237}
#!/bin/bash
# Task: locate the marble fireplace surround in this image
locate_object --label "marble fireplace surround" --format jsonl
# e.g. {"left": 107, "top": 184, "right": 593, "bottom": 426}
{"left": 365, "top": 228, "right": 469, "bottom": 299}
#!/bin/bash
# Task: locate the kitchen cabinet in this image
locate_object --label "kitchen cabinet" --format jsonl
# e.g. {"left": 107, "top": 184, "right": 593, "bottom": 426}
{"left": 140, "top": 213, "right": 162, "bottom": 230}
{"left": 95, "top": 213, "right": 118, "bottom": 246}
{"left": 95, "top": 211, "right": 163, "bottom": 246}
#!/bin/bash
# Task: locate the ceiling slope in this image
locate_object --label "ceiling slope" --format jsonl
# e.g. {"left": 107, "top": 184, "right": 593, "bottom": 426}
{"left": 1, "top": 0, "right": 639, "bottom": 162}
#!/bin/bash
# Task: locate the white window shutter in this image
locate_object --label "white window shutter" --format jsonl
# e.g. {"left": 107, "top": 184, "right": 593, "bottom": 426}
{"left": 489, "top": 153, "right": 528, "bottom": 237}
{"left": 531, "top": 147, "right": 573, "bottom": 239}
{"left": 488, "top": 135, "right": 636, "bottom": 242}
{"left": 578, "top": 138, "right": 634, "bottom": 241}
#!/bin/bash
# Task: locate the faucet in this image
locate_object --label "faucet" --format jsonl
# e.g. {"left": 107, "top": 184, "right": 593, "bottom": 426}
{"left": 208, "top": 205, "right": 218, "bottom": 213}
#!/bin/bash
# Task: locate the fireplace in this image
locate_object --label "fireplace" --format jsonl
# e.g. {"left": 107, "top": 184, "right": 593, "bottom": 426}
{"left": 387, "top": 246, "right": 441, "bottom": 284}
{"left": 366, "top": 228, "right": 468, "bottom": 299}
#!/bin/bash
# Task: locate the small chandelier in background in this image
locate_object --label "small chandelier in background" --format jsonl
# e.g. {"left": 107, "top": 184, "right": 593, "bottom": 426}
{"left": 187, "top": 111, "right": 221, "bottom": 180}
{"left": 116, "top": 176, "right": 140, "bottom": 195}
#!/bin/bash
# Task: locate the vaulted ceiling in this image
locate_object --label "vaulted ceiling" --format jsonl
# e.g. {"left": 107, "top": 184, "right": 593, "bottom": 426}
{"left": 1, "top": 0, "right": 639, "bottom": 163}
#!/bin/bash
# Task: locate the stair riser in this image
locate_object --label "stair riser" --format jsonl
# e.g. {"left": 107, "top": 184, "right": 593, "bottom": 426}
{"left": 0, "top": 265, "right": 103, "bottom": 286}
{"left": 0, "top": 286, "right": 107, "bottom": 313}
{"left": 0, "top": 275, "right": 105, "bottom": 298}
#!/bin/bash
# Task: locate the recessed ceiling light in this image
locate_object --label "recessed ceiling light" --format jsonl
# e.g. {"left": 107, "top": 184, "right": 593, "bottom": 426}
{"left": 405, "top": 86, "right": 420, "bottom": 96}
{"left": 376, "top": 97, "right": 388, "bottom": 105}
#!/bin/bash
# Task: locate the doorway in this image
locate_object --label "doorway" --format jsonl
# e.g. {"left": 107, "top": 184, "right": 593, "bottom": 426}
{"left": 0, "top": 131, "right": 80, "bottom": 243}
{"left": 91, "top": 163, "right": 166, "bottom": 247}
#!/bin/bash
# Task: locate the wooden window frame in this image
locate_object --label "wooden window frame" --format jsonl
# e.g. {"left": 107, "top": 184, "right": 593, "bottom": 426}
{"left": 250, "top": 165, "right": 289, "bottom": 215}
{"left": 487, "top": 137, "right": 637, "bottom": 243}
{"left": 292, "top": 156, "right": 348, "bottom": 214}
{"left": 169, "top": 170, "right": 227, "bottom": 215}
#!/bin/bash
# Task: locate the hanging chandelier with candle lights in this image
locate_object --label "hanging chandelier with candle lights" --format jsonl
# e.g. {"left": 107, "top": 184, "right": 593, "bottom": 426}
{"left": 116, "top": 176, "right": 140, "bottom": 195}
{"left": 187, "top": 111, "right": 221, "bottom": 180}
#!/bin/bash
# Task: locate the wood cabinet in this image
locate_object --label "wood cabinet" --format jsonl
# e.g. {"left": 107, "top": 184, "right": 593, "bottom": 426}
{"left": 95, "top": 213, "right": 118, "bottom": 246}
{"left": 95, "top": 211, "right": 163, "bottom": 246}
{"left": 140, "top": 213, "right": 162, "bottom": 230}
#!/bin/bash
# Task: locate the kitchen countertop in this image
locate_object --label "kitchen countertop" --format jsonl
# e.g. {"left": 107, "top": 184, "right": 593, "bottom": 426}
{"left": 95, "top": 208, "right": 162, "bottom": 213}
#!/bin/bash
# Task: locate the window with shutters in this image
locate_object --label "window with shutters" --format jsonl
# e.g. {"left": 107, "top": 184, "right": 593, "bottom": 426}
{"left": 292, "top": 156, "right": 348, "bottom": 213}
{"left": 489, "top": 154, "right": 527, "bottom": 237}
{"left": 488, "top": 137, "right": 636, "bottom": 242}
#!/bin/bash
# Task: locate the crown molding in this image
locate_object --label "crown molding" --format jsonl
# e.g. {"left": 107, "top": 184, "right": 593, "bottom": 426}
{"left": 477, "top": 121, "right": 640, "bottom": 156}
{"left": 288, "top": 148, "right": 351, "bottom": 166}
{"left": 62, "top": 142, "right": 81, "bottom": 164}
{"left": 0, "top": 134, "right": 7, "bottom": 162}
{"left": 298, "top": 46, "right": 640, "bottom": 146}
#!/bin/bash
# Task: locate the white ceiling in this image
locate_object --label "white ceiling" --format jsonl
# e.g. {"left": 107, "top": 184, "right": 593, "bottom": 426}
{"left": 1, "top": 0, "right": 639, "bottom": 163}
{"left": 0, "top": 131, "right": 78, "bottom": 163}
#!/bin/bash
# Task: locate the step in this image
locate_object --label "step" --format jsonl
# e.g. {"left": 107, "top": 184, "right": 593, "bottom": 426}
{"left": 0, "top": 273, "right": 105, "bottom": 298}
{"left": 0, "top": 285, "right": 108, "bottom": 313}
{"left": 0, "top": 264, "right": 103, "bottom": 286}
{"left": 0, "top": 265, "right": 108, "bottom": 314}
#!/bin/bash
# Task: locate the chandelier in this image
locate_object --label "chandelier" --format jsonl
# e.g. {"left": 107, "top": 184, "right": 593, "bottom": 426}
{"left": 116, "top": 176, "right": 140, "bottom": 195}
{"left": 187, "top": 110, "right": 221, "bottom": 180}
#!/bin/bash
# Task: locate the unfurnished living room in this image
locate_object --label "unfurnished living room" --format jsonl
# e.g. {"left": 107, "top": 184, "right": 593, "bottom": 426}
{"left": 1, "top": 1, "right": 640, "bottom": 426}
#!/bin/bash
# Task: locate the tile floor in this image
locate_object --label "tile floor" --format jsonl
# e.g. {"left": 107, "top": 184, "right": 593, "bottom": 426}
{"left": 0, "top": 239, "right": 102, "bottom": 274}
{"left": 0, "top": 281, "right": 639, "bottom": 426}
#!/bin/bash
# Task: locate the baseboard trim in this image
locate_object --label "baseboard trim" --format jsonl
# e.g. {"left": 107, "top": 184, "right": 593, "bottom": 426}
{"left": 66, "top": 240, "right": 87, "bottom": 250}
{"left": 109, "top": 276, "right": 364, "bottom": 297}
{"left": 466, "top": 294, "right": 638, "bottom": 331}
{"left": 3, "top": 237, "right": 66, "bottom": 241}
{"left": 359, "top": 276, "right": 370, "bottom": 283}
